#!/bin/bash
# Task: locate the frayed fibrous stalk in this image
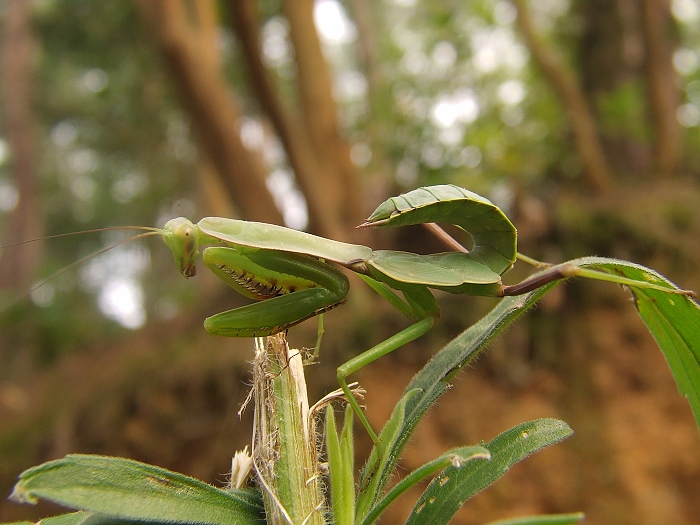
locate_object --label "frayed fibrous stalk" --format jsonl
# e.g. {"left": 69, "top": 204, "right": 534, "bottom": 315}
{"left": 252, "top": 334, "right": 325, "bottom": 525}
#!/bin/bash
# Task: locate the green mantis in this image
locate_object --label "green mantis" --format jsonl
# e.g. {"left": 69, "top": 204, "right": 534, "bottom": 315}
{"left": 153, "top": 186, "right": 516, "bottom": 441}
{"left": 154, "top": 184, "right": 694, "bottom": 442}
{"left": 7, "top": 185, "right": 694, "bottom": 442}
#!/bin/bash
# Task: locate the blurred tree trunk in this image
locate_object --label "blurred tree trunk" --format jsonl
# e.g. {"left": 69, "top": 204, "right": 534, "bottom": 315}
{"left": 134, "top": 0, "right": 284, "bottom": 225}
{"left": 187, "top": 0, "right": 235, "bottom": 218}
{"left": 577, "top": 0, "right": 650, "bottom": 175}
{"left": 576, "top": 0, "right": 682, "bottom": 177}
{"left": 513, "top": 0, "right": 611, "bottom": 194}
{"left": 137, "top": 0, "right": 363, "bottom": 240}
{"left": 515, "top": 0, "right": 683, "bottom": 187}
{"left": 281, "top": 0, "right": 362, "bottom": 234}
{"left": 0, "top": 0, "right": 42, "bottom": 292}
{"left": 640, "top": 0, "right": 682, "bottom": 175}
{"left": 229, "top": 0, "right": 353, "bottom": 240}
{"left": 347, "top": 0, "right": 396, "bottom": 200}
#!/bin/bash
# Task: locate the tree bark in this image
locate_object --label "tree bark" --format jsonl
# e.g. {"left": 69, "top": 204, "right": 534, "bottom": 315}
{"left": 640, "top": 0, "right": 682, "bottom": 175}
{"left": 229, "top": 0, "right": 347, "bottom": 239}
{"left": 513, "top": 0, "right": 611, "bottom": 194}
{"left": 576, "top": 0, "right": 652, "bottom": 176}
{"left": 134, "top": 0, "right": 283, "bottom": 225}
{"left": 347, "top": 0, "right": 395, "bottom": 201}
{"left": 281, "top": 0, "right": 362, "bottom": 229}
{"left": 0, "top": 0, "right": 42, "bottom": 292}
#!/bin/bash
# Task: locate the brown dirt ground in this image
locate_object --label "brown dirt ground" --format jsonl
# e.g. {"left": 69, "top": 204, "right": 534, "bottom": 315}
{"left": 1, "top": 292, "right": 698, "bottom": 525}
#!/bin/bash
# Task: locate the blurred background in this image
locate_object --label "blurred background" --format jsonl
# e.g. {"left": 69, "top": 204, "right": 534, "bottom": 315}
{"left": 0, "top": 1, "right": 699, "bottom": 523}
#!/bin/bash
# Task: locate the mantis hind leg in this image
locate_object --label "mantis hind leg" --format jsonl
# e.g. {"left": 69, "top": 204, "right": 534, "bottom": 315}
{"left": 337, "top": 283, "right": 439, "bottom": 442}
{"left": 337, "top": 316, "right": 436, "bottom": 443}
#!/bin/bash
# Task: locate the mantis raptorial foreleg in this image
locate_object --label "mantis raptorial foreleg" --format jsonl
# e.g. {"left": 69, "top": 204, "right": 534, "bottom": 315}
{"left": 200, "top": 246, "right": 349, "bottom": 336}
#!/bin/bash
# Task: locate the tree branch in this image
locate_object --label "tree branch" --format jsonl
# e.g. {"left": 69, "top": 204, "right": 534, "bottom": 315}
{"left": 640, "top": 0, "right": 682, "bottom": 175}
{"left": 513, "top": 0, "right": 611, "bottom": 194}
{"left": 134, "top": 0, "right": 283, "bottom": 224}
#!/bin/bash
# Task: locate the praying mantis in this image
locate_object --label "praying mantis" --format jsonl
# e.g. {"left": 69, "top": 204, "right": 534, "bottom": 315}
{"left": 158, "top": 185, "right": 516, "bottom": 442}
{"left": 153, "top": 184, "right": 694, "bottom": 442}
{"left": 6, "top": 184, "right": 695, "bottom": 442}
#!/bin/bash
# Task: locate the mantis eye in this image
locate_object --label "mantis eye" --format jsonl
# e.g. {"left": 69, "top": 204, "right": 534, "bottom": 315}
{"left": 178, "top": 225, "right": 198, "bottom": 277}
{"left": 181, "top": 226, "right": 196, "bottom": 252}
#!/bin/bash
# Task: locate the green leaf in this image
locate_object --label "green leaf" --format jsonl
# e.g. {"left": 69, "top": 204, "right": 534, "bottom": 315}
{"left": 40, "top": 513, "right": 132, "bottom": 525}
{"left": 31, "top": 513, "right": 97, "bottom": 525}
{"left": 326, "top": 406, "right": 355, "bottom": 525}
{"left": 356, "top": 388, "right": 422, "bottom": 520}
{"left": 339, "top": 406, "right": 356, "bottom": 512}
{"left": 360, "top": 445, "right": 490, "bottom": 525}
{"left": 10, "top": 455, "right": 264, "bottom": 525}
{"left": 570, "top": 256, "right": 700, "bottom": 429}
{"left": 361, "top": 255, "right": 700, "bottom": 494}
{"left": 2, "top": 511, "right": 156, "bottom": 525}
{"left": 1, "top": 509, "right": 255, "bottom": 525}
{"left": 405, "top": 419, "right": 573, "bottom": 525}
{"left": 483, "top": 512, "right": 585, "bottom": 525}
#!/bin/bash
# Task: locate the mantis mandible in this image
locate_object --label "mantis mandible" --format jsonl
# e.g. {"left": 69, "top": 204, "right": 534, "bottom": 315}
{"left": 7, "top": 185, "right": 694, "bottom": 442}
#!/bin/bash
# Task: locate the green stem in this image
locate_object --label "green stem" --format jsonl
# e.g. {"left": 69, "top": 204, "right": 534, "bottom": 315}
{"left": 502, "top": 263, "right": 696, "bottom": 297}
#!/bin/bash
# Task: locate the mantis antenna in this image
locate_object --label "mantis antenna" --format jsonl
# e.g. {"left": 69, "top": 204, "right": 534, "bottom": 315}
{"left": 0, "top": 227, "right": 163, "bottom": 311}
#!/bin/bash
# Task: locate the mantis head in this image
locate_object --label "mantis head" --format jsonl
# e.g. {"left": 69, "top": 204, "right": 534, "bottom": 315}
{"left": 162, "top": 217, "right": 200, "bottom": 278}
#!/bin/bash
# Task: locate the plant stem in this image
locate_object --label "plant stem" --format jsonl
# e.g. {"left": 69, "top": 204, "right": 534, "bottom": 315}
{"left": 252, "top": 334, "right": 325, "bottom": 525}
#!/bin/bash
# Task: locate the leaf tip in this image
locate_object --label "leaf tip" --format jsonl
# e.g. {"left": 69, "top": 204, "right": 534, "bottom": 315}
{"left": 8, "top": 483, "right": 36, "bottom": 505}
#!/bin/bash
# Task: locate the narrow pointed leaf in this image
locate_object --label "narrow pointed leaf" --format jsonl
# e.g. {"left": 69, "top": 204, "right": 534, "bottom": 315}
{"left": 356, "top": 389, "right": 422, "bottom": 520}
{"left": 361, "top": 284, "right": 558, "bottom": 501}
{"left": 327, "top": 407, "right": 355, "bottom": 525}
{"left": 360, "top": 445, "right": 490, "bottom": 525}
{"left": 2, "top": 511, "right": 177, "bottom": 525}
{"left": 339, "top": 406, "right": 356, "bottom": 525}
{"left": 570, "top": 256, "right": 700, "bottom": 428}
{"left": 10, "top": 455, "right": 264, "bottom": 525}
{"left": 484, "top": 512, "right": 585, "bottom": 525}
{"left": 405, "top": 419, "right": 573, "bottom": 525}
{"left": 362, "top": 255, "right": 699, "bottom": 494}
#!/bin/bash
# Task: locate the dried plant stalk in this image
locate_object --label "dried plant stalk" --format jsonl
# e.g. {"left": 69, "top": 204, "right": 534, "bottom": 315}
{"left": 252, "top": 334, "right": 325, "bottom": 525}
